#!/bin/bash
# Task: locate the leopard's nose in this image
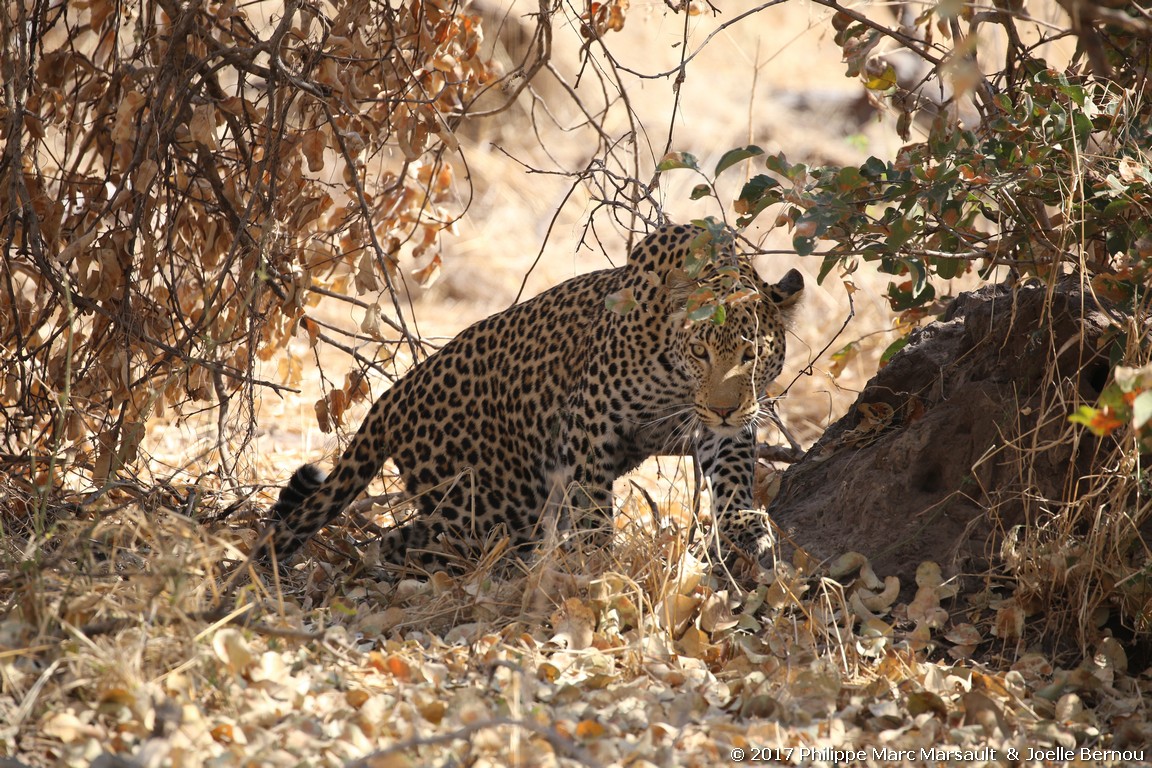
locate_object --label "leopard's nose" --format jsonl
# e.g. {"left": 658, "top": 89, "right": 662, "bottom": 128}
{"left": 709, "top": 404, "right": 739, "bottom": 419}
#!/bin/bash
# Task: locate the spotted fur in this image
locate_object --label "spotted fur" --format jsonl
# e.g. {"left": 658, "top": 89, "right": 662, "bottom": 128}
{"left": 262, "top": 223, "right": 803, "bottom": 569}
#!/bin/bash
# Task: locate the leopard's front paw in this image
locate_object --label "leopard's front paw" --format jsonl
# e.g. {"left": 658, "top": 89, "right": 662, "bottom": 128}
{"left": 716, "top": 508, "right": 775, "bottom": 571}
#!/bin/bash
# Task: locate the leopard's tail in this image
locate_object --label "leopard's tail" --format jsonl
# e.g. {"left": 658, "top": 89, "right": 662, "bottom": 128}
{"left": 252, "top": 463, "right": 329, "bottom": 564}
{"left": 256, "top": 394, "right": 395, "bottom": 564}
{"left": 271, "top": 464, "right": 328, "bottom": 521}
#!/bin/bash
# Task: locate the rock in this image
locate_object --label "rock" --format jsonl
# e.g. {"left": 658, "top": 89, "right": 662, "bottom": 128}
{"left": 770, "top": 280, "right": 1118, "bottom": 584}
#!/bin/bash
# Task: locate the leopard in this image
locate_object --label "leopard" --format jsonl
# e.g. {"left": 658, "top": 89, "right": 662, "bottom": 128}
{"left": 260, "top": 222, "right": 804, "bottom": 571}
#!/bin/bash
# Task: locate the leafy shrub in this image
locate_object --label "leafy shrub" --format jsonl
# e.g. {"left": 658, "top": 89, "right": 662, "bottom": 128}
{"left": 0, "top": 0, "right": 499, "bottom": 492}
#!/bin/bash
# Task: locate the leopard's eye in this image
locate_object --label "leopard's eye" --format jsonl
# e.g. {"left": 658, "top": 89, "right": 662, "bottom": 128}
{"left": 689, "top": 342, "right": 709, "bottom": 360}
{"left": 741, "top": 346, "right": 758, "bottom": 365}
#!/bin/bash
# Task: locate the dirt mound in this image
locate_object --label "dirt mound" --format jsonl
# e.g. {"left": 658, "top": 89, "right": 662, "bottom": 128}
{"left": 771, "top": 280, "right": 1117, "bottom": 584}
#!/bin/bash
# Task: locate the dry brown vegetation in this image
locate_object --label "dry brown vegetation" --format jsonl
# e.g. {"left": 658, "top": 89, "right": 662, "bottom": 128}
{"left": 3, "top": 0, "right": 1152, "bottom": 765}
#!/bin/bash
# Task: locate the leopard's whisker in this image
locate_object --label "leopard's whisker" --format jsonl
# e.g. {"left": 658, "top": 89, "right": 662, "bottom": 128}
{"left": 639, "top": 406, "right": 695, "bottom": 430}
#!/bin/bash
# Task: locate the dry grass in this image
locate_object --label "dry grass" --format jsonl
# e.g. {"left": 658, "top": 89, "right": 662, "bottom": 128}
{"left": 4, "top": 467, "right": 1150, "bottom": 765}
{"left": 993, "top": 358, "right": 1152, "bottom": 657}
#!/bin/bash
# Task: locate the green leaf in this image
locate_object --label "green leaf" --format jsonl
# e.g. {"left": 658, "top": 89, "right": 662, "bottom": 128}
{"left": 683, "top": 226, "right": 719, "bottom": 277}
{"left": 879, "top": 336, "right": 910, "bottom": 367}
{"left": 906, "top": 259, "right": 930, "bottom": 299}
{"left": 605, "top": 288, "right": 638, "bottom": 315}
{"left": 735, "top": 174, "right": 781, "bottom": 225}
{"left": 690, "top": 216, "right": 728, "bottom": 240}
{"left": 690, "top": 183, "right": 712, "bottom": 200}
{"left": 738, "top": 174, "right": 779, "bottom": 199}
{"left": 1102, "top": 199, "right": 1130, "bottom": 218}
{"left": 887, "top": 214, "right": 919, "bottom": 249}
{"left": 835, "top": 166, "right": 870, "bottom": 193}
{"left": 817, "top": 254, "right": 839, "bottom": 284}
{"left": 715, "top": 145, "right": 764, "bottom": 176}
{"left": 794, "top": 235, "right": 816, "bottom": 257}
{"left": 1068, "top": 406, "right": 1098, "bottom": 430}
{"left": 683, "top": 249, "right": 710, "bottom": 278}
{"left": 1071, "top": 112, "right": 1093, "bottom": 147}
{"left": 687, "top": 305, "right": 715, "bottom": 322}
{"left": 1069, "top": 405, "right": 1124, "bottom": 437}
{"left": 657, "top": 151, "right": 699, "bottom": 172}
{"left": 887, "top": 277, "right": 935, "bottom": 311}
{"left": 764, "top": 153, "right": 793, "bottom": 177}
{"left": 714, "top": 264, "right": 741, "bottom": 288}
{"left": 1058, "top": 82, "right": 1087, "bottom": 107}
{"left": 932, "top": 254, "right": 964, "bottom": 280}
{"left": 862, "top": 156, "right": 887, "bottom": 179}
{"left": 686, "top": 285, "right": 718, "bottom": 323}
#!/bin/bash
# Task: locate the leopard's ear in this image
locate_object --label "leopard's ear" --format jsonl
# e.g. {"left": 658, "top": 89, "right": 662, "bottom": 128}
{"left": 663, "top": 266, "right": 693, "bottom": 289}
{"left": 660, "top": 265, "right": 696, "bottom": 307}
{"left": 765, "top": 268, "right": 804, "bottom": 317}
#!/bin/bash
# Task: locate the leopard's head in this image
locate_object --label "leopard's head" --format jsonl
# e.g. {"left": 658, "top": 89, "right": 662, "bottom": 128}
{"left": 627, "top": 223, "right": 804, "bottom": 437}
{"left": 677, "top": 266, "right": 803, "bottom": 436}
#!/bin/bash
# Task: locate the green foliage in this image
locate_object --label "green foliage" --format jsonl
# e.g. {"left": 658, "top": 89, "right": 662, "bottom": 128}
{"left": 723, "top": 4, "right": 1152, "bottom": 651}
{"left": 731, "top": 66, "right": 1152, "bottom": 316}
{"left": 663, "top": 10, "right": 1152, "bottom": 330}
{"left": 652, "top": 143, "right": 773, "bottom": 326}
{"left": 681, "top": 218, "right": 744, "bottom": 326}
